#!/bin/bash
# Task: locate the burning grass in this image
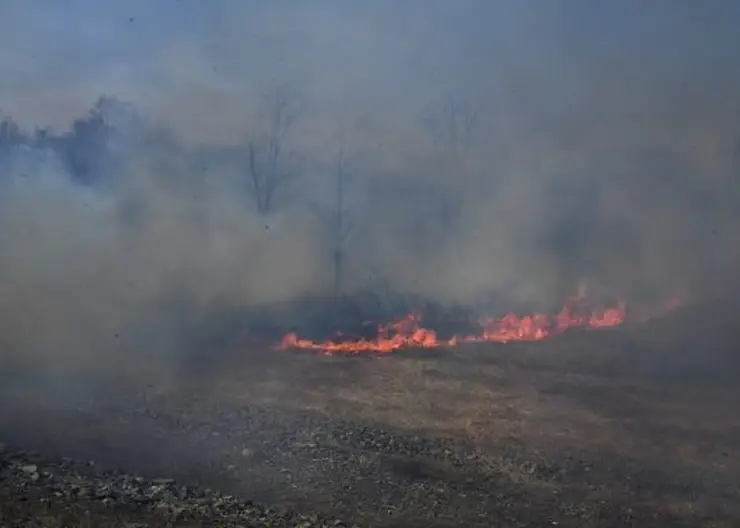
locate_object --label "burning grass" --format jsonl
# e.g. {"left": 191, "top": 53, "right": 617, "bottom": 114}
{"left": 277, "top": 285, "right": 682, "bottom": 355}
{"left": 2, "top": 292, "right": 739, "bottom": 526}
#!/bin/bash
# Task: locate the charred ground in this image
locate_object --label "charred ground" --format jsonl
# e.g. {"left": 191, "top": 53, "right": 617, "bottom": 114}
{"left": 2, "top": 295, "right": 739, "bottom": 527}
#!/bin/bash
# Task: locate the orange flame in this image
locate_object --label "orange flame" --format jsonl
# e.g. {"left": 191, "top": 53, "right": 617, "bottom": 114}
{"left": 277, "top": 290, "right": 679, "bottom": 355}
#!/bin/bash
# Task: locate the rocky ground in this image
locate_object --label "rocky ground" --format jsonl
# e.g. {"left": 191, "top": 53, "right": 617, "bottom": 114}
{"left": 1, "top": 301, "right": 740, "bottom": 526}
{"left": 1, "top": 446, "right": 354, "bottom": 527}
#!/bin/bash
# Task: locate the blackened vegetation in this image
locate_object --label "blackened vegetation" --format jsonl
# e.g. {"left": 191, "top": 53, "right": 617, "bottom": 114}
{"left": 238, "top": 291, "right": 484, "bottom": 344}
{"left": 3, "top": 330, "right": 740, "bottom": 528}
{"left": 228, "top": 289, "right": 626, "bottom": 349}
{"left": 2, "top": 295, "right": 740, "bottom": 526}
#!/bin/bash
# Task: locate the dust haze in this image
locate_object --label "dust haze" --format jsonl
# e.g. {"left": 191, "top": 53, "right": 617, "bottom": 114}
{"left": 1, "top": 1, "right": 739, "bottom": 376}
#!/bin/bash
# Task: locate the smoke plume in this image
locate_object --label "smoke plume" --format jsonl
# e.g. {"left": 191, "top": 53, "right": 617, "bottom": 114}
{"left": 0, "top": 1, "right": 739, "bottom": 375}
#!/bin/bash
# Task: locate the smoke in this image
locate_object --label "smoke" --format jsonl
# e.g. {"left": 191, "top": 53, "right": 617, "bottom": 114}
{"left": 0, "top": 0, "right": 739, "bottom": 376}
{"left": 0, "top": 138, "right": 328, "bottom": 377}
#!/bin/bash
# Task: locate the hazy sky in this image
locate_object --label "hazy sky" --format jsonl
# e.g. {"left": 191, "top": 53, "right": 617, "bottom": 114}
{"left": 2, "top": 1, "right": 740, "bottom": 144}
{"left": 2, "top": 1, "right": 740, "bottom": 306}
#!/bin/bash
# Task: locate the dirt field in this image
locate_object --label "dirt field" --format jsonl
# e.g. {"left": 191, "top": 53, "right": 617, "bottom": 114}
{"left": 2, "top": 301, "right": 740, "bottom": 527}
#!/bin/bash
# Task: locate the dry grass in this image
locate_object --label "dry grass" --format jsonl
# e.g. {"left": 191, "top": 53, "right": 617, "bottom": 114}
{"left": 210, "top": 335, "right": 740, "bottom": 477}
{"left": 3, "top": 303, "right": 740, "bottom": 526}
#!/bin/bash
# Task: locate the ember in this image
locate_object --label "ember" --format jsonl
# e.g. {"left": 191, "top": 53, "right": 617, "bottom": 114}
{"left": 277, "top": 288, "right": 681, "bottom": 355}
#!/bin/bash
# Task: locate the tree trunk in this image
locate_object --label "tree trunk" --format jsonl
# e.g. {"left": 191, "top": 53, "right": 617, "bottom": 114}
{"left": 333, "top": 149, "right": 346, "bottom": 323}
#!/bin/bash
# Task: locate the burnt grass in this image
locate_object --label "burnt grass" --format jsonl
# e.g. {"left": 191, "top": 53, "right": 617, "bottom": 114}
{"left": 2, "top": 298, "right": 740, "bottom": 527}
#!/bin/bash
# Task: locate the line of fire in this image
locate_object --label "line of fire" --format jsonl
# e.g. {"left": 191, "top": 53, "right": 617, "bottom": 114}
{"left": 277, "top": 286, "right": 684, "bottom": 355}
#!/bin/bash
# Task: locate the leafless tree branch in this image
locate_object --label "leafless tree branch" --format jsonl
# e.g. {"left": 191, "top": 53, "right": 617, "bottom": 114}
{"left": 246, "top": 84, "right": 303, "bottom": 215}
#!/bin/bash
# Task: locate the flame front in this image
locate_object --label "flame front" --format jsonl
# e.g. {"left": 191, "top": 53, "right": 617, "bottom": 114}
{"left": 277, "top": 292, "right": 642, "bottom": 355}
{"left": 279, "top": 313, "right": 441, "bottom": 355}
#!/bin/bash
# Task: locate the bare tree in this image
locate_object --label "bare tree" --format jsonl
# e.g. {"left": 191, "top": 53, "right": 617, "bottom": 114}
{"left": 310, "top": 124, "right": 368, "bottom": 306}
{"left": 331, "top": 144, "right": 354, "bottom": 299}
{"left": 419, "top": 92, "right": 478, "bottom": 260}
{"left": 420, "top": 91, "right": 476, "bottom": 158}
{"left": 421, "top": 90, "right": 478, "bottom": 222}
{"left": 246, "top": 85, "right": 302, "bottom": 215}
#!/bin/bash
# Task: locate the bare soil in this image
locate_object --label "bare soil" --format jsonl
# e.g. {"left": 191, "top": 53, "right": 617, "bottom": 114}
{"left": 1, "top": 301, "right": 739, "bottom": 527}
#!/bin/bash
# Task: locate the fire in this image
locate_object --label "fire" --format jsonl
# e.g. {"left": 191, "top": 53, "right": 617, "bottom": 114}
{"left": 279, "top": 313, "right": 441, "bottom": 355}
{"left": 277, "top": 288, "right": 679, "bottom": 355}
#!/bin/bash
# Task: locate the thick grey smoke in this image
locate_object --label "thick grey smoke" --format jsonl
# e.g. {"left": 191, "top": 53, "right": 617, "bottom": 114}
{"left": 0, "top": 136, "right": 326, "bottom": 376}
{"left": 0, "top": 1, "right": 739, "bottom": 374}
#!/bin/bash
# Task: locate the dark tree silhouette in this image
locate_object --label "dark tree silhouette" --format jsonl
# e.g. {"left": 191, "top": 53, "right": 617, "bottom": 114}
{"left": 246, "top": 85, "right": 302, "bottom": 214}
{"left": 0, "top": 116, "right": 26, "bottom": 154}
{"left": 420, "top": 92, "right": 476, "bottom": 158}
{"left": 60, "top": 97, "right": 115, "bottom": 186}
{"left": 330, "top": 144, "right": 354, "bottom": 299}
{"left": 419, "top": 92, "right": 478, "bottom": 261}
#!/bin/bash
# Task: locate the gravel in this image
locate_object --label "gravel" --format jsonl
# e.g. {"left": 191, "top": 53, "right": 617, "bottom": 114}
{"left": 0, "top": 445, "right": 357, "bottom": 527}
{"left": 3, "top": 401, "right": 733, "bottom": 527}
{"left": 2, "top": 367, "right": 738, "bottom": 526}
